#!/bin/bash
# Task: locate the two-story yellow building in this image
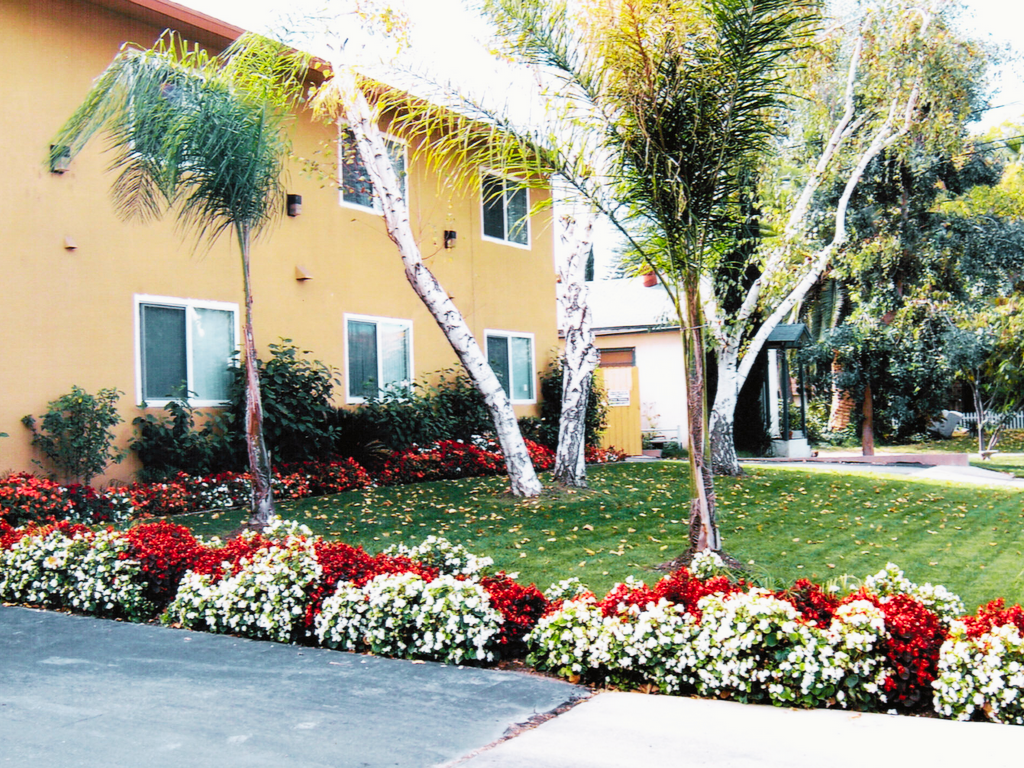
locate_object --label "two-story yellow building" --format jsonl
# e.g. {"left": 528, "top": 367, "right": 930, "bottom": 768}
{"left": 1, "top": 0, "right": 557, "bottom": 483}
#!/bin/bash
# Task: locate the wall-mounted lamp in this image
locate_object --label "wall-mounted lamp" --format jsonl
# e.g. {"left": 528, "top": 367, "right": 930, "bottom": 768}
{"left": 286, "top": 193, "right": 303, "bottom": 217}
{"left": 295, "top": 265, "right": 313, "bottom": 281}
{"left": 443, "top": 230, "right": 457, "bottom": 250}
{"left": 63, "top": 236, "right": 77, "bottom": 251}
{"left": 50, "top": 145, "right": 71, "bottom": 174}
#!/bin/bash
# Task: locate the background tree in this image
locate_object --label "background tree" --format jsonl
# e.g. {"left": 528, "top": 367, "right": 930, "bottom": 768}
{"left": 953, "top": 296, "right": 1024, "bottom": 453}
{"left": 443, "top": 0, "right": 814, "bottom": 551}
{"left": 51, "top": 33, "right": 303, "bottom": 525}
{"left": 798, "top": 120, "right": 1024, "bottom": 448}
{"left": 700, "top": 0, "right": 991, "bottom": 473}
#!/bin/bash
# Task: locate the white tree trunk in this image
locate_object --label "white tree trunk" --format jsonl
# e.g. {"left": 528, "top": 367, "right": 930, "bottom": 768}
{"left": 326, "top": 67, "right": 542, "bottom": 497}
{"left": 701, "top": 62, "right": 921, "bottom": 470}
{"left": 708, "top": 349, "right": 742, "bottom": 476}
{"left": 554, "top": 210, "right": 598, "bottom": 487}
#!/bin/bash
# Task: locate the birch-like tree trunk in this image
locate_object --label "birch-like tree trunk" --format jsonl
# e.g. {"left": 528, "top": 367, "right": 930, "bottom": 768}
{"left": 702, "top": 32, "right": 922, "bottom": 474}
{"left": 321, "top": 67, "right": 542, "bottom": 497}
{"left": 554, "top": 210, "right": 598, "bottom": 487}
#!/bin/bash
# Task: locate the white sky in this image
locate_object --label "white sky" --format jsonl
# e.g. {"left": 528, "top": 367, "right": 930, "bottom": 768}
{"left": 184, "top": 0, "right": 1024, "bottom": 129}
{"left": 182, "top": 0, "right": 1024, "bottom": 277}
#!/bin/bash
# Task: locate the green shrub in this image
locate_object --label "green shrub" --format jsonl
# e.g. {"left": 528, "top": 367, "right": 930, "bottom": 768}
{"left": 130, "top": 399, "right": 235, "bottom": 482}
{"left": 661, "top": 441, "right": 687, "bottom": 459}
{"left": 532, "top": 361, "right": 608, "bottom": 450}
{"left": 427, "top": 370, "right": 492, "bottom": 442}
{"left": 228, "top": 341, "right": 341, "bottom": 464}
{"left": 21, "top": 386, "right": 126, "bottom": 485}
{"left": 343, "top": 370, "right": 493, "bottom": 454}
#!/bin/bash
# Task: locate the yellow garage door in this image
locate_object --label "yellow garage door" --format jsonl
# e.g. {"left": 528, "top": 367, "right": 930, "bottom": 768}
{"left": 599, "top": 365, "right": 642, "bottom": 455}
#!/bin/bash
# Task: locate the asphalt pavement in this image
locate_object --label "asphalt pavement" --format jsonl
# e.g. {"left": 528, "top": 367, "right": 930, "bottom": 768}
{"left": 3, "top": 605, "right": 1022, "bottom": 767}
{"left": 0, "top": 606, "right": 586, "bottom": 767}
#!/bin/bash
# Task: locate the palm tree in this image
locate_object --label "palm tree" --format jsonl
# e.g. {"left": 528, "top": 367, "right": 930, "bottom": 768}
{"left": 482, "top": 0, "right": 814, "bottom": 551}
{"left": 51, "top": 33, "right": 300, "bottom": 526}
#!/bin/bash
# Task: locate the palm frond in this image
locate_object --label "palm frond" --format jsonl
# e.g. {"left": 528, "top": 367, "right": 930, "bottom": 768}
{"left": 49, "top": 31, "right": 294, "bottom": 250}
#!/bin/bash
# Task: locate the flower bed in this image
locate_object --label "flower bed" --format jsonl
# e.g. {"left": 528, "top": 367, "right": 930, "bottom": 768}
{"left": 0, "top": 516, "right": 1022, "bottom": 724}
{"left": 0, "top": 439, "right": 604, "bottom": 523}
{"left": 0, "top": 518, "right": 544, "bottom": 665}
{"left": 526, "top": 553, "right": 1024, "bottom": 725}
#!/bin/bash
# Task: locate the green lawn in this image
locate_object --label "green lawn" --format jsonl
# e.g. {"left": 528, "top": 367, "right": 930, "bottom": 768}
{"left": 173, "top": 462, "right": 1024, "bottom": 611}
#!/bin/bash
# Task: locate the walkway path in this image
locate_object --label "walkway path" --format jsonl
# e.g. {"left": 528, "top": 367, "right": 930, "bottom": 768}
{"left": 0, "top": 606, "right": 585, "bottom": 767}
{"left": 743, "top": 458, "right": 1024, "bottom": 487}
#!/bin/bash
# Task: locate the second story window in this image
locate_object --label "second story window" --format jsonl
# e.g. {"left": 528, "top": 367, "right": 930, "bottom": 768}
{"left": 482, "top": 172, "right": 529, "bottom": 246}
{"left": 345, "top": 314, "right": 412, "bottom": 402}
{"left": 339, "top": 127, "right": 407, "bottom": 212}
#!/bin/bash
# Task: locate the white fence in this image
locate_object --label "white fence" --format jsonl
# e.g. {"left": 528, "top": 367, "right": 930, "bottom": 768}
{"left": 957, "top": 412, "right": 1024, "bottom": 431}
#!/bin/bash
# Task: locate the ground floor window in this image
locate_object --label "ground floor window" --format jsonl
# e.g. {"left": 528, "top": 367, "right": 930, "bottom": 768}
{"left": 345, "top": 314, "right": 412, "bottom": 401}
{"left": 485, "top": 330, "right": 535, "bottom": 403}
{"left": 136, "top": 295, "right": 238, "bottom": 405}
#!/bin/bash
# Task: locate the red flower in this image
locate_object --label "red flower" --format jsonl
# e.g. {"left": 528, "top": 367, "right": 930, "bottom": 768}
{"left": 961, "top": 599, "right": 1024, "bottom": 638}
{"left": 481, "top": 573, "right": 548, "bottom": 653}
{"left": 846, "top": 590, "right": 946, "bottom": 712}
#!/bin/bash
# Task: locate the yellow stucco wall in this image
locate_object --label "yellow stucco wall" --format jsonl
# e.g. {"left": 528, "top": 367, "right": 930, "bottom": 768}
{"left": 0, "top": 0, "right": 558, "bottom": 483}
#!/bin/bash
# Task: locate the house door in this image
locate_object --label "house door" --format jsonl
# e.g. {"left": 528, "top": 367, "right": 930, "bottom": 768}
{"left": 598, "top": 351, "right": 642, "bottom": 455}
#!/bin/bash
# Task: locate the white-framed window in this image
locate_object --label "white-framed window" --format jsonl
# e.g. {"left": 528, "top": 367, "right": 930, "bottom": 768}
{"left": 481, "top": 171, "right": 530, "bottom": 247}
{"left": 345, "top": 314, "right": 413, "bottom": 402}
{"left": 338, "top": 126, "right": 407, "bottom": 212}
{"left": 485, "top": 330, "right": 536, "bottom": 403}
{"left": 134, "top": 295, "right": 239, "bottom": 406}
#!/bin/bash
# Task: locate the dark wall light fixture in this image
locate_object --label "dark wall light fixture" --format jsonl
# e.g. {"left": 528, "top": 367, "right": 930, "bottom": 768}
{"left": 443, "top": 230, "right": 457, "bottom": 250}
{"left": 286, "top": 193, "right": 303, "bottom": 217}
{"left": 50, "top": 145, "right": 71, "bottom": 174}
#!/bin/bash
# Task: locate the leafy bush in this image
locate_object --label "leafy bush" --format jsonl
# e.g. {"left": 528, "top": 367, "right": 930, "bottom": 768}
{"left": 526, "top": 561, "right": 1023, "bottom": 720}
{"left": 167, "top": 529, "right": 321, "bottom": 644}
{"left": 229, "top": 341, "right": 340, "bottom": 464}
{"left": 130, "top": 399, "right": 235, "bottom": 482}
{"left": 530, "top": 361, "right": 609, "bottom": 450}
{"left": 0, "top": 523, "right": 151, "bottom": 620}
{"left": 21, "top": 386, "right": 126, "bottom": 485}
{"left": 0, "top": 473, "right": 73, "bottom": 526}
{"left": 382, "top": 534, "right": 494, "bottom": 577}
{"left": 426, "top": 369, "right": 493, "bottom": 442}
{"left": 934, "top": 621, "right": 1024, "bottom": 724}
{"left": 314, "top": 571, "right": 503, "bottom": 664}
{"left": 660, "top": 441, "right": 687, "bottom": 459}
{"left": 122, "top": 520, "right": 206, "bottom": 609}
{"left": 346, "top": 370, "right": 493, "bottom": 454}
{"left": 0, "top": 472, "right": 130, "bottom": 527}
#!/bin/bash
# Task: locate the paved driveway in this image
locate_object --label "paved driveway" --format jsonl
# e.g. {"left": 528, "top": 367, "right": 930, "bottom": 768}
{"left": 0, "top": 606, "right": 586, "bottom": 767}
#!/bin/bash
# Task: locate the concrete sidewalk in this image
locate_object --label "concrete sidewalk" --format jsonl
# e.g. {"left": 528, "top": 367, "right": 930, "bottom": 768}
{"left": 3, "top": 606, "right": 1022, "bottom": 767}
{"left": 460, "top": 690, "right": 1024, "bottom": 767}
{"left": 743, "top": 458, "right": 1024, "bottom": 487}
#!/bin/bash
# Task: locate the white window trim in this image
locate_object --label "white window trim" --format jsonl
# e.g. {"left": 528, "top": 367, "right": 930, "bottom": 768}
{"left": 344, "top": 312, "right": 415, "bottom": 404}
{"left": 480, "top": 169, "right": 531, "bottom": 250}
{"left": 484, "top": 328, "right": 537, "bottom": 405}
{"left": 338, "top": 125, "right": 409, "bottom": 214}
{"left": 133, "top": 294, "right": 240, "bottom": 408}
